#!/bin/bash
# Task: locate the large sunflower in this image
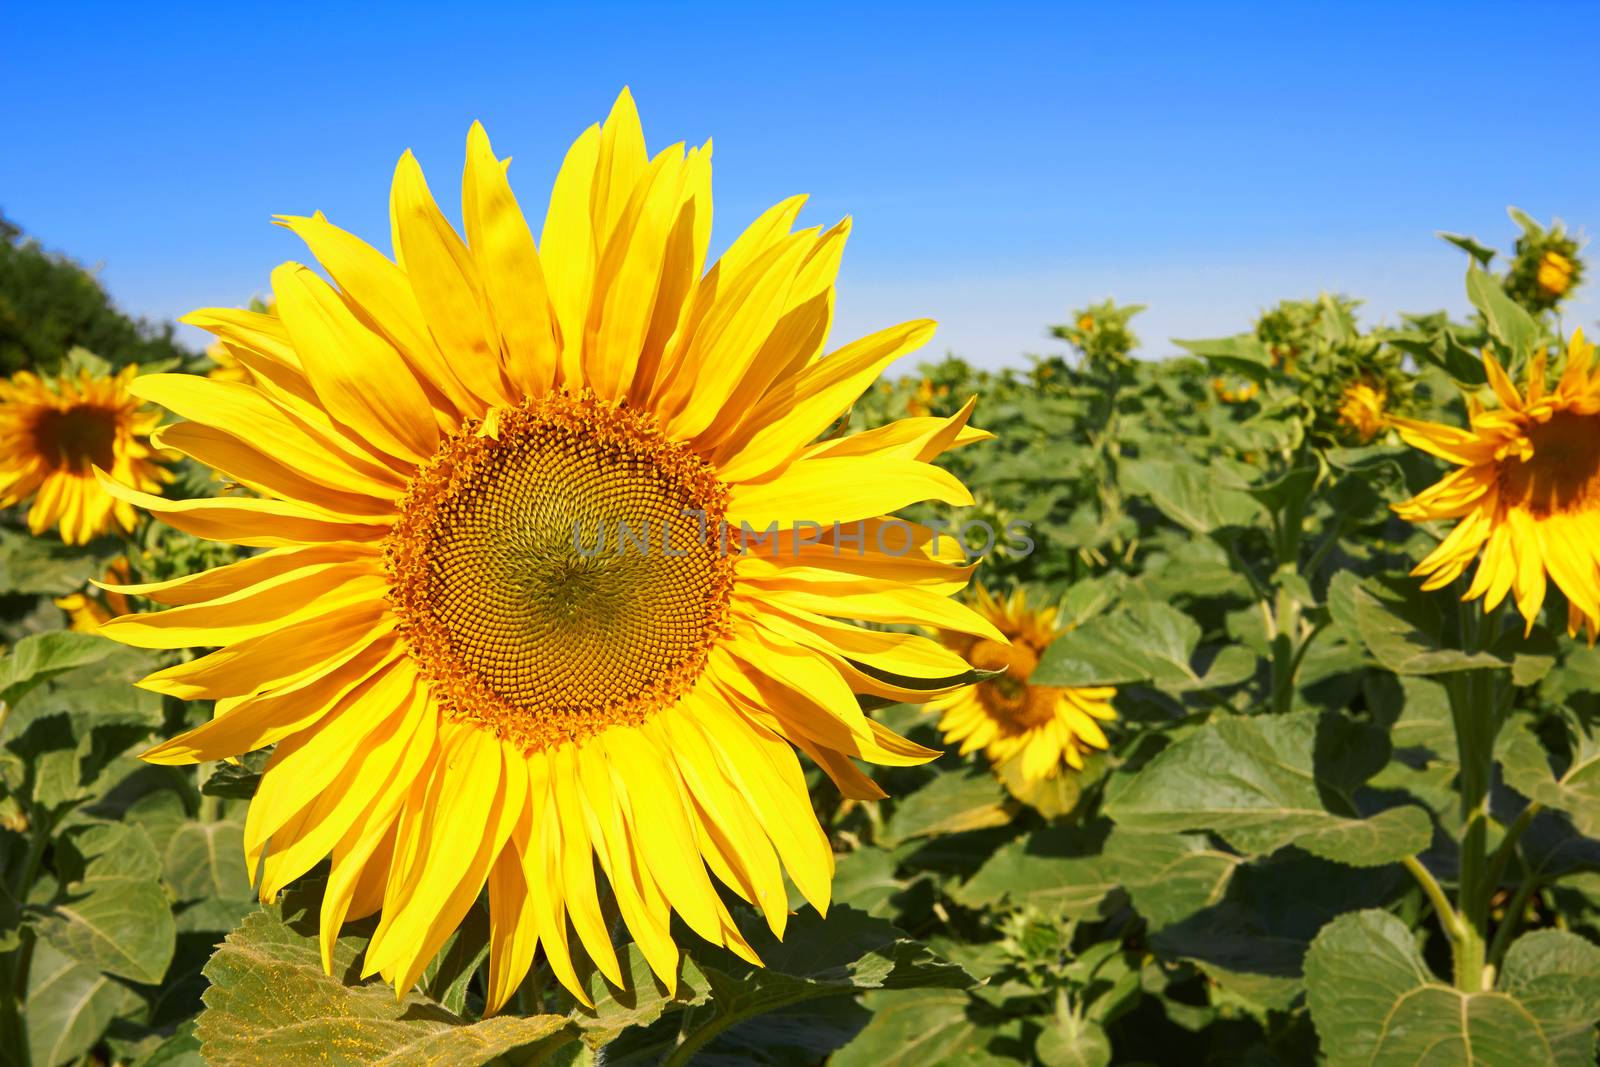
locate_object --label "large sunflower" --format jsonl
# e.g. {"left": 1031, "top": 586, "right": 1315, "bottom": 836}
{"left": 1393, "top": 330, "right": 1600, "bottom": 641}
{"left": 930, "top": 585, "right": 1116, "bottom": 783}
{"left": 0, "top": 364, "right": 170, "bottom": 543}
{"left": 99, "top": 91, "right": 997, "bottom": 1010}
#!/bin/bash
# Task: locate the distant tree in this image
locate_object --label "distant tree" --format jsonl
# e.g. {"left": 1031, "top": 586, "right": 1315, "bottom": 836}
{"left": 0, "top": 210, "right": 194, "bottom": 375}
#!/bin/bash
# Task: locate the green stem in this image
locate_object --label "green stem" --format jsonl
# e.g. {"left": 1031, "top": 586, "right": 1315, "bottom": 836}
{"left": 1484, "top": 801, "right": 1541, "bottom": 898}
{"left": 1446, "top": 602, "right": 1506, "bottom": 993}
{"left": 1486, "top": 872, "right": 1540, "bottom": 972}
{"left": 2, "top": 806, "right": 55, "bottom": 1067}
{"left": 1268, "top": 574, "right": 1304, "bottom": 714}
{"left": 1403, "top": 855, "right": 1465, "bottom": 942}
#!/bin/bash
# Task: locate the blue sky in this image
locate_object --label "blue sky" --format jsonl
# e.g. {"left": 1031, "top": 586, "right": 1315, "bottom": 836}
{"left": 5, "top": 1, "right": 1597, "bottom": 369}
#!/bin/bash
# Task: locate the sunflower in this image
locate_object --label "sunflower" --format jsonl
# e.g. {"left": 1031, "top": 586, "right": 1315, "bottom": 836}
{"left": 0, "top": 364, "right": 170, "bottom": 543}
{"left": 1212, "top": 377, "right": 1258, "bottom": 405}
{"left": 1537, "top": 250, "right": 1576, "bottom": 299}
{"left": 1337, "top": 379, "right": 1387, "bottom": 443}
{"left": 1393, "top": 330, "right": 1600, "bottom": 641}
{"left": 930, "top": 586, "right": 1116, "bottom": 785}
{"left": 99, "top": 90, "right": 998, "bottom": 1011}
{"left": 56, "top": 556, "right": 134, "bottom": 633}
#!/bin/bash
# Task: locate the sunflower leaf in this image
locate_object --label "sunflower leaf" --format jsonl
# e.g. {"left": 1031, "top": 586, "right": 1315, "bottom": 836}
{"left": 1304, "top": 910, "right": 1600, "bottom": 1067}
{"left": 1499, "top": 723, "right": 1600, "bottom": 838}
{"left": 195, "top": 895, "right": 580, "bottom": 1067}
{"left": 1102, "top": 710, "right": 1431, "bottom": 867}
{"left": 24, "top": 938, "right": 143, "bottom": 1067}
{"left": 1033, "top": 599, "right": 1252, "bottom": 693}
{"left": 953, "top": 823, "right": 1116, "bottom": 917}
{"left": 1466, "top": 263, "right": 1539, "bottom": 360}
{"left": 1351, "top": 575, "right": 1508, "bottom": 676}
{"left": 664, "top": 906, "right": 971, "bottom": 1066}
{"left": 33, "top": 822, "right": 176, "bottom": 984}
{"left": 0, "top": 631, "right": 116, "bottom": 708}
{"left": 879, "top": 764, "right": 1013, "bottom": 845}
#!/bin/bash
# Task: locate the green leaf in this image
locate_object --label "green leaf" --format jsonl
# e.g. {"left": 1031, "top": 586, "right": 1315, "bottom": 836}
{"left": 830, "top": 989, "right": 1022, "bottom": 1067}
{"left": 824, "top": 846, "right": 906, "bottom": 919}
{"left": 200, "top": 750, "right": 270, "bottom": 799}
{"left": 1121, "top": 458, "right": 1263, "bottom": 535}
{"left": 1352, "top": 575, "right": 1506, "bottom": 676}
{"left": 164, "top": 817, "right": 252, "bottom": 903}
{"left": 1467, "top": 263, "right": 1538, "bottom": 359}
{"left": 419, "top": 901, "right": 491, "bottom": 1017}
{"left": 1498, "top": 929, "right": 1600, "bottom": 1064}
{"left": 1440, "top": 231, "right": 1497, "bottom": 267}
{"left": 1173, "top": 334, "right": 1274, "bottom": 385}
{"left": 0, "top": 631, "right": 116, "bottom": 708}
{"left": 1033, "top": 599, "right": 1250, "bottom": 692}
{"left": 953, "top": 824, "right": 1115, "bottom": 918}
{"left": 558, "top": 943, "right": 709, "bottom": 1050}
{"left": 132, "top": 1021, "right": 204, "bottom": 1067}
{"left": 195, "top": 898, "right": 579, "bottom": 1067}
{"left": 879, "top": 765, "right": 1012, "bottom": 845}
{"left": 1150, "top": 852, "right": 1405, "bottom": 1011}
{"left": 669, "top": 906, "right": 971, "bottom": 1065}
{"left": 24, "top": 938, "right": 142, "bottom": 1067}
{"left": 1036, "top": 1008, "right": 1112, "bottom": 1067}
{"left": 35, "top": 822, "right": 176, "bottom": 984}
{"left": 0, "top": 528, "right": 107, "bottom": 596}
{"left": 1500, "top": 725, "right": 1600, "bottom": 837}
{"left": 1102, "top": 711, "right": 1430, "bottom": 866}
{"left": 1102, "top": 829, "right": 1242, "bottom": 930}
{"left": 1305, "top": 909, "right": 1591, "bottom": 1067}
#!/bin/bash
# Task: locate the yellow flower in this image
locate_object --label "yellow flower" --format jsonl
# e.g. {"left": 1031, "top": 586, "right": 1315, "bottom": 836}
{"left": 207, "top": 297, "right": 278, "bottom": 382}
{"left": 930, "top": 586, "right": 1116, "bottom": 785}
{"left": 1077, "top": 314, "right": 1095, "bottom": 332}
{"left": 1338, "top": 379, "right": 1388, "bottom": 442}
{"left": 1393, "top": 330, "right": 1600, "bottom": 641}
{"left": 905, "top": 378, "right": 948, "bottom": 417}
{"left": 1212, "top": 377, "right": 1258, "bottom": 405}
{"left": 99, "top": 91, "right": 997, "bottom": 1012}
{"left": 55, "top": 557, "right": 134, "bottom": 632}
{"left": 0, "top": 365, "right": 171, "bottom": 543}
{"left": 1537, "top": 250, "right": 1575, "bottom": 298}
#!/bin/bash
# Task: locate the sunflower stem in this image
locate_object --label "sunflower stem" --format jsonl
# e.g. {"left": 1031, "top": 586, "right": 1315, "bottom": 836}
{"left": 1446, "top": 604, "right": 1506, "bottom": 993}
{"left": 1402, "top": 855, "right": 1464, "bottom": 942}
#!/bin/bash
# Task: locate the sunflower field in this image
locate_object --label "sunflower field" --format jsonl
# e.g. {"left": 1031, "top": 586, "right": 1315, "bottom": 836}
{"left": 2, "top": 95, "right": 1600, "bottom": 1067}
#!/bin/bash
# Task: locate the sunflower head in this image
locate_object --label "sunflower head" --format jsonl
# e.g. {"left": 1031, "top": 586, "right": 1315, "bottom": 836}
{"left": 1504, "top": 213, "right": 1583, "bottom": 311}
{"left": 55, "top": 556, "right": 134, "bottom": 633}
{"left": 931, "top": 585, "right": 1116, "bottom": 789}
{"left": 101, "top": 91, "right": 998, "bottom": 1012}
{"left": 1051, "top": 299, "right": 1142, "bottom": 366}
{"left": 1212, "top": 377, "right": 1258, "bottom": 405}
{"left": 0, "top": 361, "right": 170, "bottom": 543}
{"left": 1337, "top": 378, "right": 1388, "bottom": 442}
{"left": 1393, "top": 329, "right": 1600, "bottom": 642}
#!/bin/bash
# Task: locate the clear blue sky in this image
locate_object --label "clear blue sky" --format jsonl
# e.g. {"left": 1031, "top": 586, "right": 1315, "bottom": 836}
{"left": 5, "top": 1, "right": 1597, "bottom": 369}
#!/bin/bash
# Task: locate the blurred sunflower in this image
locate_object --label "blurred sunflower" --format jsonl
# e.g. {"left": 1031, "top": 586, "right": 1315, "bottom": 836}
{"left": 0, "top": 365, "right": 170, "bottom": 543}
{"left": 1536, "top": 250, "right": 1575, "bottom": 300}
{"left": 56, "top": 556, "right": 134, "bottom": 632}
{"left": 1337, "top": 378, "right": 1388, "bottom": 442}
{"left": 906, "top": 377, "right": 948, "bottom": 417}
{"left": 100, "top": 91, "right": 997, "bottom": 1011}
{"left": 930, "top": 585, "right": 1116, "bottom": 787}
{"left": 1212, "top": 377, "right": 1258, "bottom": 405}
{"left": 1393, "top": 330, "right": 1600, "bottom": 641}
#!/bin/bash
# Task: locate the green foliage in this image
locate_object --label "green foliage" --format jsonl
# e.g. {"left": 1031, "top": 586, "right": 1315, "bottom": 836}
{"left": 0, "top": 212, "right": 196, "bottom": 375}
